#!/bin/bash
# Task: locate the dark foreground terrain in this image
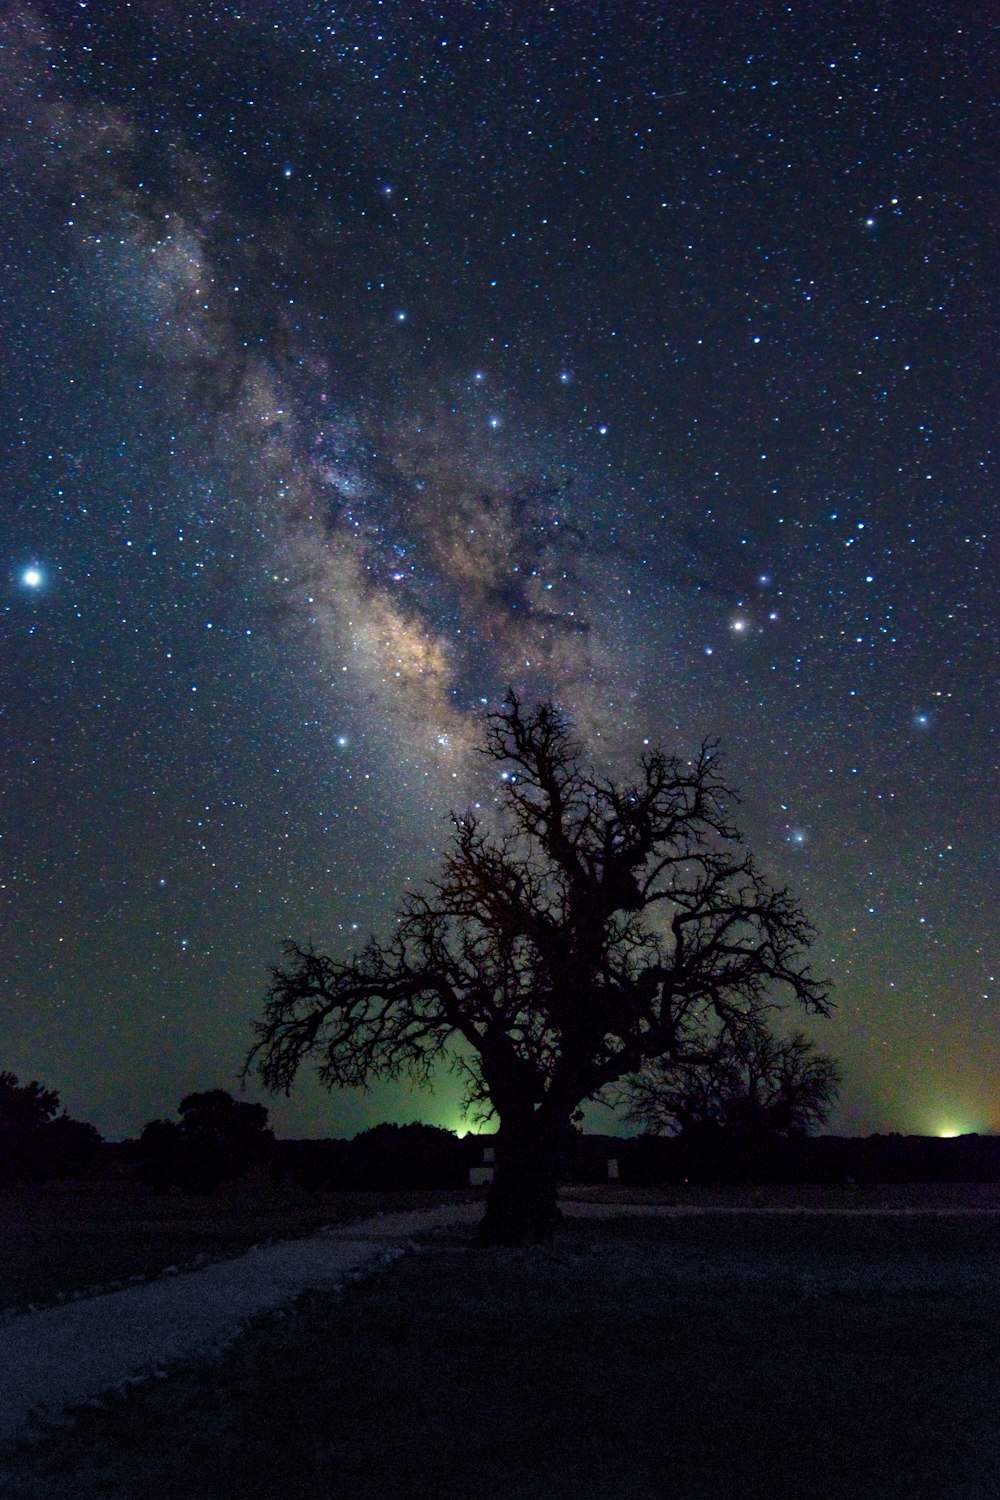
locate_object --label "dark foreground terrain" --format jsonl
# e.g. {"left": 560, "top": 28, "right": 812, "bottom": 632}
{"left": 0, "top": 1179, "right": 479, "bottom": 1315}
{"left": 2, "top": 1183, "right": 999, "bottom": 1498}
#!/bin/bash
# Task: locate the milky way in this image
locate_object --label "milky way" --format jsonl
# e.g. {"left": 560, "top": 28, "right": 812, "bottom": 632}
{"left": 1, "top": 4, "right": 995, "bottom": 1139}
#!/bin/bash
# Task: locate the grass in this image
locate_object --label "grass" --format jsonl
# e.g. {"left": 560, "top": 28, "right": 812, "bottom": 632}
{"left": 567, "top": 1178, "right": 1000, "bottom": 1212}
{"left": 3, "top": 1198, "right": 1000, "bottom": 1498}
{"left": 0, "top": 1178, "right": 478, "bottom": 1314}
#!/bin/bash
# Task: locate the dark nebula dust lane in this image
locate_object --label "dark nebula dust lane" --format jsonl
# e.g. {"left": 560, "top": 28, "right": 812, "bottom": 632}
{"left": 1, "top": 3, "right": 995, "bottom": 1139}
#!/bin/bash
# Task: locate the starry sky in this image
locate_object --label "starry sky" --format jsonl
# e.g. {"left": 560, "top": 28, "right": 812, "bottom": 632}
{"left": 1, "top": 2, "right": 996, "bottom": 1142}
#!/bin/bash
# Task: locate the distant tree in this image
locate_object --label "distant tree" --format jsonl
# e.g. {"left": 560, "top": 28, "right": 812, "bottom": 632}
{"left": 136, "top": 1089, "right": 273, "bottom": 1194}
{"left": 245, "top": 693, "right": 830, "bottom": 1244}
{"left": 0, "top": 1071, "right": 104, "bottom": 1187}
{"left": 177, "top": 1089, "right": 272, "bottom": 1163}
{"left": 268, "top": 1137, "right": 349, "bottom": 1192}
{"left": 30, "top": 1113, "right": 105, "bottom": 1181}
{"left": 269, "top": 1122, "right": 477, "bottom": 1193}
{"left": 0, "top": 1071, "right": 60, "bottom": 1187}
{"left": 134, "top": 1117, "right": 184, "bottom": 1194}
{"left": 345, "top": 1122, "right": 468, "bottom": 1190}
{"left": 619, "top": 1028, "right": 841, "bottom": 1143}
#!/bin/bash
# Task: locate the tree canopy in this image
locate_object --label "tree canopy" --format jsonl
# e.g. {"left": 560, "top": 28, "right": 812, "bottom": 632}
{"left": 136, "top": 1089, "right": 273, "bottom": 1194}
{"left": 246, "top": 692, "right": 831, "bottom": 1242}
{"left": 618, "top": 1028, "right": 841, "bottom": 1141}
{"left": 0, "top": 1071, "right": 104, "bottom": 1187}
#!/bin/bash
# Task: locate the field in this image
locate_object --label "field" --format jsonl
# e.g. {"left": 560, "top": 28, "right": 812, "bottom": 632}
{"left": 2, "top": 1183, "right": 1000, "bottom": 1498}
{"left": 0, "top": 1178, "right": 481, "bottom": 1315}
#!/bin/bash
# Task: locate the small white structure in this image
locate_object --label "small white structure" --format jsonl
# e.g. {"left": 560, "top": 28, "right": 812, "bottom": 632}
{"left": 469, "top": 1143, "right": 496, "bottom": 1186}
{"left": 607, "top": 1157, "right": 620, "bottom": 1182}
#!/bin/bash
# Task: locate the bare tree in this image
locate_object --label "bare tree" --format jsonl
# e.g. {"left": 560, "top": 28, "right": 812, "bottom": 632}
{"left": 618, "top": 1028, "right": 841, "bottom": 1142}
{"left": 245, "top": 693, "right": 830, "bottom": 1244}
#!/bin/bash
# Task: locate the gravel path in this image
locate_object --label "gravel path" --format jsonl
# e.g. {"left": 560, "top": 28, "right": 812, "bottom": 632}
{"left": 0, "top": 1204, "right": 481, "bottom": 1443}
{"left": 6, "top": 1195, "right": 998, "bottom": 1444}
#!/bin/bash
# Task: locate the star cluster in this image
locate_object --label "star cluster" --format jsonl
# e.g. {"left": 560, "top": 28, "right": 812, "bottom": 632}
{"left": 0, "top": 3, "right": 995, "bottom": 1138}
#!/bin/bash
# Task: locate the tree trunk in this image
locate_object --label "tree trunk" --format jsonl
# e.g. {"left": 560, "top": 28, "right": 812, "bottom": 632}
{"left": 476, "top": 1113, "right": 563, "bottom": 1247}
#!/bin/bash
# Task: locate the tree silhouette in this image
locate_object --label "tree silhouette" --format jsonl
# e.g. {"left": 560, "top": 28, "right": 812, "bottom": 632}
{"left": 345, "top": 1122, "right": 468, "bottom": 1190}
{"left": 0, "top": 1071, "right": 103, "bottom": 1186}
{"left": 245, "top": 693, "right": 830, "bottom": 1243}
{"left": 618, "top": 1028, "right": 841, "bottom": 1143}
{"left": 136, "top": 1089, "right": 273, "bottom": 1193}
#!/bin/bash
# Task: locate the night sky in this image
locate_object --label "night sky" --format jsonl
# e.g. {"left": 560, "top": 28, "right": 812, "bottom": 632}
{"left": 2, "top": 3, "right": 995, "bottom": 1142}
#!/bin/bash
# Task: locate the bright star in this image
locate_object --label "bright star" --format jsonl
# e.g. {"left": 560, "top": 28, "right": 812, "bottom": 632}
{"left": 22, "top": 567, "right": 43, "bottom": 588}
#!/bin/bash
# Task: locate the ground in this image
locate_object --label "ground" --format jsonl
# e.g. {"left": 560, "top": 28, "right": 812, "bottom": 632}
{"left": 0, "top": 1177, "right": 480, "bottom": 1314}
{"left": 1, "top": 1181, "right": 999, "bottom": 1498}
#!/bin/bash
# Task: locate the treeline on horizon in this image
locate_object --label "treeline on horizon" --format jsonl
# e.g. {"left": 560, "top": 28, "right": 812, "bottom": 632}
{"left": 3, "top": 1069, "right": 1000, "bottom": 1193}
